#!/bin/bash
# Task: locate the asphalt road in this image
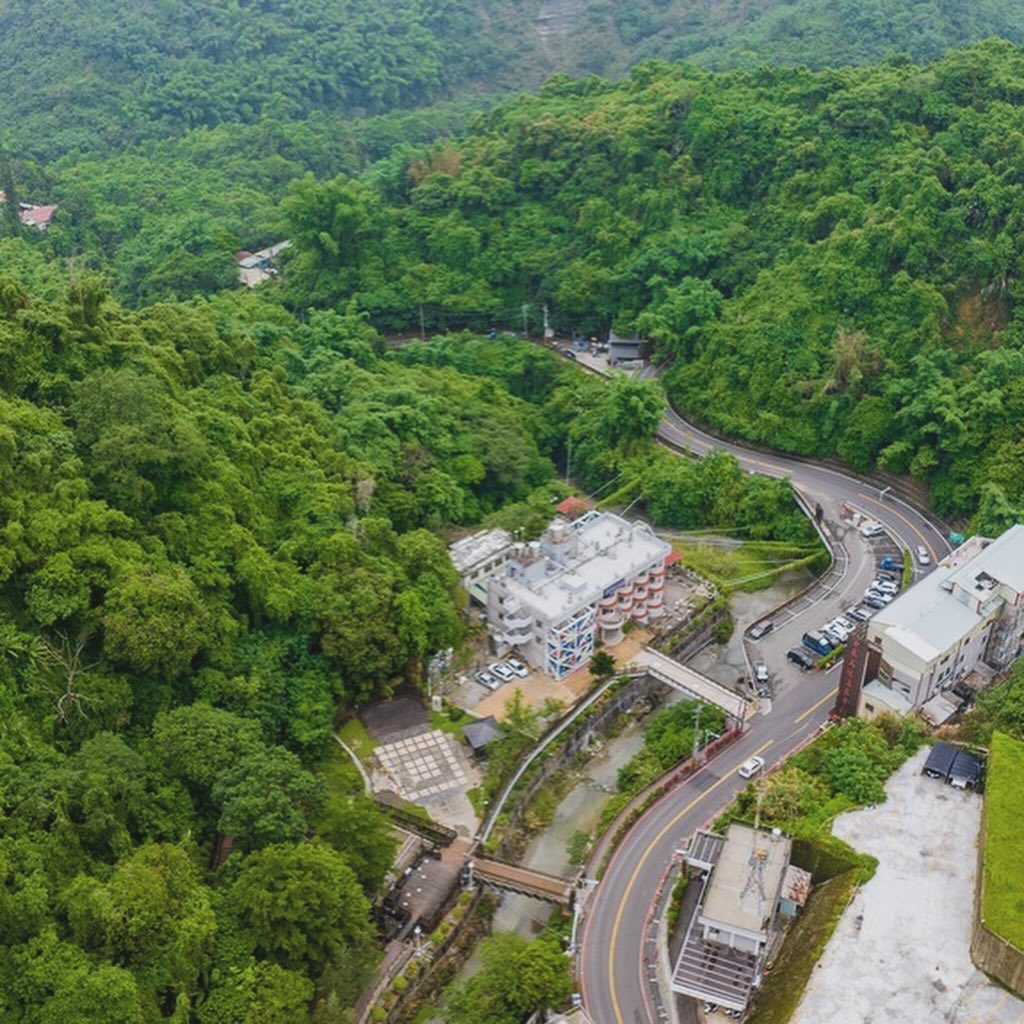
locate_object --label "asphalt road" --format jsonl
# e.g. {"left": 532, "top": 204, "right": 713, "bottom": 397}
{"left": 578, "top": 402, "right": 954, "bottom": 1024}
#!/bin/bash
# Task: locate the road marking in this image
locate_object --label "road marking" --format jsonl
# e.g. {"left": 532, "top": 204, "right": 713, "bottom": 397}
{"left": 795, "top": 688, "right": 838, "bottom": 725}
{"left": 855, "top": 491, "right": 939, "bottom": 561}
{"left": 602, "top": 740, "right": 774, "bottom": 1024}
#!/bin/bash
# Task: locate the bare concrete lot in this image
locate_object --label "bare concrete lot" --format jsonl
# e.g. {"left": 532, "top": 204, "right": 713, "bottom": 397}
{"left": 793, "top": 746, "right": 1024, "bottom": 1024}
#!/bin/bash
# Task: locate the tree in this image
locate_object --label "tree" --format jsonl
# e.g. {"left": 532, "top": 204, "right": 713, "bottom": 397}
{"left": 588, "top": 650, "right": 616, "bottom": 679}
{"left": 442, "top": 932, "right": 572, "bottom": 1023}
{"left": 212, "top": 747, "right": 326, "bottom": 852}
{"left": 40, "top": 964, "right": 145, "bottom": 1024}
{"left": 228, "top": 842, "right": 374, "bottom": 975}
{"left": 196, "top": 960, "right": 313, "bottom": 1024}
{"left": 151, "top": 705, "right": 264, "bottom": 794}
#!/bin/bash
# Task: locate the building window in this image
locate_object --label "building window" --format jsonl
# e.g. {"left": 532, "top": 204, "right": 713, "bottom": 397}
{"left": 864, "top": 702, "right": 875, "bottom": 713}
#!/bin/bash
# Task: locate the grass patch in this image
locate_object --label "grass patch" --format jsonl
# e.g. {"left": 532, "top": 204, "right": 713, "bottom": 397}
{"left": 431, "top": 705, "right": 474, "bottom": 736}
{"left": 748, "top": 869, "right": 860, "bottom": 1024}
{"left": 318, "top": 739, "right": 365, "bottom": 794}
{"left": 981, "top": 731, "right": 1024, "bottom": 948}
{"left": 338, "top": 716, "right": 377, "bottom": 760}
{"left": 665, "top": 537, "right": 825, "bottom": 593}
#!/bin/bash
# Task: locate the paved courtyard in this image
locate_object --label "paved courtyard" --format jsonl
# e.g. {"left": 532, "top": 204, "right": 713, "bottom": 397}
{"left": 373, "top": 729, "right": 471, "bottom": 804}
{"left": 793, "top": 746, "right": 1024, "bottom": 1024}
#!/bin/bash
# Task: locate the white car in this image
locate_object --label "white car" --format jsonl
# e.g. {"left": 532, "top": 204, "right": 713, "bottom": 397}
{"left": 475, "top": 671, "right": 500, "bottom": 691}
{"left": 489, "top": 662, "right": 515, "bottom": 682}
{"left": 872, "top": 579, "right": 899, "bottom": 595}
{"left": 826, "top": 619, "right": 851, "bottom": 642}
{"left": 738, "top": 755, "right": 765, "bottom": 779}
{"left": 504, "top": 658, "right": 529, "bottom": 678}
{"left": 754, "top": 662, "right": 769, "bottom": 684}
{"left": 861, "top": 521, "right": 885, "bottom": 538}
{"left": 916, "top": 545, "right": 932, "bottom": 566}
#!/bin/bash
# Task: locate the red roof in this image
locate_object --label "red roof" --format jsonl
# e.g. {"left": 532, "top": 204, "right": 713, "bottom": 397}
{"left": 234, "top": 250, "right": 254, "bottom": 261}
{"left": 19, "top": 204, "right": 57, "bottom": 228}
{"left": 664, "top": 549, "right": 681, "bottom": 566}
{"left": 555, "top": 496, "right": 590, "bottom": 518}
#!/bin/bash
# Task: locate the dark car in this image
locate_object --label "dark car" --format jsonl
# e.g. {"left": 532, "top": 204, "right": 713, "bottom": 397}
{"left": 749, "top": 620, "right": 774, "bottom": 640}
{"left": 787, "top": 647, "right": 816, "bottom": 670}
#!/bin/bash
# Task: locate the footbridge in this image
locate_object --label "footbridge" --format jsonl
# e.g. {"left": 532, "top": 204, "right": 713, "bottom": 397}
{"left": 629, "top": 648, "right": 750, "bottom": 722}
{"left": 472, "top": 856, "right": 578, "bottom": 905}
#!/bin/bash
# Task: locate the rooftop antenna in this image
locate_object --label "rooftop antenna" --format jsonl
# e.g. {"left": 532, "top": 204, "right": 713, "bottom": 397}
{"left": 742, "top": 836, "right": 769, "bottom": 904}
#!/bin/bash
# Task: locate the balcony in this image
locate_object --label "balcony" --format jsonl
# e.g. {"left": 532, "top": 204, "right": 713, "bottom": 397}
{"left": 500, "top": 612, "right": 533, "bottom": 631}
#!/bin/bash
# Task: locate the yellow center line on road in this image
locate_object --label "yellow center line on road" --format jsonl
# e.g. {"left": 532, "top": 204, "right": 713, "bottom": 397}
{"left": 603, "top": 739, "right": 775, "bottom": 1024}
{"left": 794, "top": 687, "right": 838, "bottom": 725}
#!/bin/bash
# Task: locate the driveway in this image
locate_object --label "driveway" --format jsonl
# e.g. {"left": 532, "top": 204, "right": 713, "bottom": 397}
{"left": 793, "top": 747, "right": 1024, "bottom": 1024}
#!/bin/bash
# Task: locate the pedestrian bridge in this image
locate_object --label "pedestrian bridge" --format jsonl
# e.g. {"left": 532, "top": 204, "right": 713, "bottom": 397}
{"left": 472, "top": 856, "right": 577, "bottom": 905}
{"left": 630, "top": 648, "right": 749, "bottom": 722}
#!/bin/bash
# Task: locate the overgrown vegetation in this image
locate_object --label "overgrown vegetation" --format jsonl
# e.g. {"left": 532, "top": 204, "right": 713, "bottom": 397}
{"left": 979, "top": 731, "right": 1024, "bottom": 949}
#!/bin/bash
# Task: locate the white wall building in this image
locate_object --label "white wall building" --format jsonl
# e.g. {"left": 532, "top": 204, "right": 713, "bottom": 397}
{"left": 448, "top": 528, "right": 515, "bottom": 604}
{"left": 484, "top": 511, "right": 671, "bottom": 679}
{"left": 860, "top": 524, "right": 1024, "bottom": 717}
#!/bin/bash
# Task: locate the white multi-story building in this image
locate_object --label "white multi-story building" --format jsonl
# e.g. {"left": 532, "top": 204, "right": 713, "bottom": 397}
{"left": 860, "top": 524, "right": 1024, "bottom": 718}
{"left": 484, "top": 511, "right": 672, "bottom": 679}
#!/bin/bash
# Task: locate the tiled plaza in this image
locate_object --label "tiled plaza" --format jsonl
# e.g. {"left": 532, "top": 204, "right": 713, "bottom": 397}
{"left": 374, "top": 729, "right": 470, "bottom": 804}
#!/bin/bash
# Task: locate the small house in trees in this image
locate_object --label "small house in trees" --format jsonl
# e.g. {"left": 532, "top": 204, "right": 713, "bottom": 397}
{"left": 607, "top": 331, "right": 650, "bottom": 366}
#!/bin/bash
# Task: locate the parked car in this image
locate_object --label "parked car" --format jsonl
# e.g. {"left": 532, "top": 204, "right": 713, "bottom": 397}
{"left": 475, "top": 671, "right": 500, "bottom": 691}
{"left": 862, "top": 593, "right": 887, "bottom": 610}
{"left": 822, "top": 626, "right": 844, "bottom": 647}
{"left": 860, "top": 521, "right": 885, "bottom": 538}
{"left": 880, "top": 556, "right": 904, "bottom": 571}
{"left": 825, "top": 619, "right": 851, "bottom": 642}
{"left": 802, "top": 631, "right": 833, "bottom": 657}
{"left": 787, "top": 647, "right": 816, "bottom": 670}
{"left": 754, "top": 661, "right": 770, "bottom": 684}
{"left": 866, "top": 588, "right": 894, "bottom": 605}
{"left": 835, "top": 615, "right": 855, "bottom": 632}
{"left": 505, "top": 658, "right": 529, "bottom": 678}
{"left": 846, "top": 606, "right": 870, "bottom": 622}
{"left": 489, "top": 662, "right": 515, "bottom": 682}
{"left": 872, "top": 578, "right": 899, "bottom": 595}
{"left": 916, "top": 544, "right": 932, "bottom": 566}
{"left": 738, "top": 755, "right": 766, "bottom": 779}
{"left": 749, "top": 620, "right": 774, "bottom": 640}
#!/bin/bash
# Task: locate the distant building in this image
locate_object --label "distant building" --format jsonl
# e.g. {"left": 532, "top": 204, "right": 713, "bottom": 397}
{"left": 0, "top": 191, "right": 59, "bottom": 230}
{"left": 607, "top": 331, "right": 650, "bottom": 367}
{"left": 485, "top": 511, "right": 671, "bottom": 678}
{"left": 860, "top": 524, "right": 1024, "bottom": 719}
{"left": 672, "top": 824, "right": 810, "bottom": 1013}
{"left": 236, "top": 240, "right": 291, "bottom": 286}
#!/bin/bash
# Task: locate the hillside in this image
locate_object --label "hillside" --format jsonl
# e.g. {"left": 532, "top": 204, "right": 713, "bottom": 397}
{"left": 277, "top": 41, "right": 1024, "bottom": 525}
{"left": 2, "top": 0, "right": 1024, "bottom": 160}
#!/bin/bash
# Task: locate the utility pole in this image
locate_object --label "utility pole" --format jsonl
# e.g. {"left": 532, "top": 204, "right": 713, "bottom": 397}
{"left": 691, "top": 702, "right": 703, "bottom": 762}
{"left": 543, "top": 302, "right": 553, "bottom": 339}
{"left": 521, "top": 302, "right": 529, "bottom": 337}
{"left": 419, "top": 304, "right": 426, "bottom": 341}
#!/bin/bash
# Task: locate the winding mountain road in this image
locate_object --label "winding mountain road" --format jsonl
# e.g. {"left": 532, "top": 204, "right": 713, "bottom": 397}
{"left": 578, "top": 401, "right": 953, "bottom": 1024}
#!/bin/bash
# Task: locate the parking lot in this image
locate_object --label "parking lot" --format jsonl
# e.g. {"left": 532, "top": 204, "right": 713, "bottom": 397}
{"left": 792, "top": 747, "right": 1024, "bottom": 1024}
{"left": 741, "top": 518, "right": 912, "bottom": 707}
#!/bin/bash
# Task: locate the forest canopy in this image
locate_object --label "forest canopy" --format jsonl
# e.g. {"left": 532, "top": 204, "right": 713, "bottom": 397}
{"left": 274, "top": 42, "right": 1024, "bottom": 523}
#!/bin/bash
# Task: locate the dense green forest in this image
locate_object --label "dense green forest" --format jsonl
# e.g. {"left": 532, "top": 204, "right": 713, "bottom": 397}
{"left": 0, "top": 247, "right": 805, "bottom": 1022}
{"left": 269, "top": 42, "right": 1024, "bottom": 523}
{"left": 3, "top": 0, "right": 1023, "bottom": 162}
{"left": 5, "top": 0, "right": 1024, "bottom": 312}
